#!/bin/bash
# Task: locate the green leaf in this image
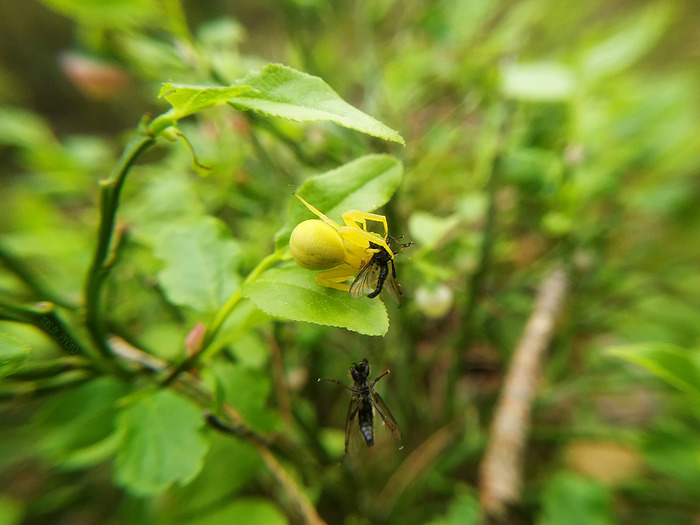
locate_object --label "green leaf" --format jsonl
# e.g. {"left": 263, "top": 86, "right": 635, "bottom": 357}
{"left": 0, "top": 495, "right": 24, "bottom": 525}
{"left": 39, "top": 0, "right": 161, "bottom": 24}
{"left": 123, "top": 171, "right": 206, "bottom": 245}
{"left": 607, "top": 343, "right": 700, "bottom": 399}
{"left": 212, "top": 362, "right": 277, "bottom": 431}
{"left": 275, "top": 154, "right": 404, "bottom": 248}
{"left": 59, "top": 431, "right": 122, "bottom": 471}
{"left": 538, "top": 472, "right": 613, "bottom": 525}
{"left": 37, "top": 377, "right": 128, "bottom": 463}
{"left": 170, "top": 434, "right": 262, "bottom": 515}
{"left": 445, "top": 491, "right": 481, "bottom": 525}
{"left": 425, "top": 487, "right": 480, "bottom": 525}
{"left": 183, "top": 498, "right": 286, "bottom": 525}
{"left": 642, "top": 423, "right": 700, "bottom": 487}
{"left": 0, "top": 107, "right": 56, "bottom": 148}
{"left": 153, "top": 217, "right": 240, "bottom": 314}
{"left": 227, "top": 64, "right": 404, "bottom": 144}
{"left": 159, "top": 84, "right": 258, "bottom": 120}
{"left": 159, "top": 64, "right": 404, "bottom": 144}
{"left": 408, "top": 211, "right": 460, "bottom": 251}
{"left": 580, "top": 3, "right": 672, "bottom": 79}
{"left": 0, "top": 332, "right": 30, "bottom": 379}
{"left": 228, "top": 331, "right": 269, "bottom": 369}
{"left": 114, "top": 389, "right": 209, "bottom": 495}
{"left": 242, "top": 263, "right": 389, "bottom": 336}
{"left": 500, "top": 62, "right": 576, "bottom": 101}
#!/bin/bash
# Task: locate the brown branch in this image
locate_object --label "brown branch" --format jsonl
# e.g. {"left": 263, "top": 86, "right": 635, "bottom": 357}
{"left": 479, "top": 266, "right": 569, "bottom": 520}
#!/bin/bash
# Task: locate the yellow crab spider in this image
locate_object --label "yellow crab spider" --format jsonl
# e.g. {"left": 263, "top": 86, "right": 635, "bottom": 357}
{"left": 289, "top": 193, "right": 412, "bottom": 304}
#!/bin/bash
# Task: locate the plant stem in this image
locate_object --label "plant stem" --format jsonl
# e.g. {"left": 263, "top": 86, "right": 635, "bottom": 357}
{"left": 9, "top": 356, "right": 94, "bottom": 380}
{"left": 0, "top": 371, "right": 94, "bottom": 399}
{"left": 460, "top": 102, "right": 513, "bottom": 339}
{"left": 446, "top": 102, "right": 512, "bottom": 420}
{"left": 84, "top": 130, "right": 156, "bottom": 360}
{"left": 0, "top": 300, "right": 96, "bottom": 361}
{"left": 208, "top": 247, "right": 286, "bottom": 344}
{"left": 162, "top": 248, "right": 286, "bottom": 386}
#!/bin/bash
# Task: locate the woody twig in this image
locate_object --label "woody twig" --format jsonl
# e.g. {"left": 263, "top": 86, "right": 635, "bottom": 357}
{"left": 479, "top": 266, "right": 569, "bottom": 520}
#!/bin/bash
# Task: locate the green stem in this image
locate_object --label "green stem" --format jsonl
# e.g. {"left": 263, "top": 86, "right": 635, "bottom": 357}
{"left": 84, "top": 130, "right": 156, "bottom": 359}
{"left": 205, "top": 248, "right": 286, "bottom": 349}
{"left": 10, "top": 356, "right": 94, "bottom": 380}
{"left": 459, "top": 102, "right": 514, "bottom": 341}
{"left": 0, "top": 371, "right": 94, "bottom": 399}
{"left": 0, "top": 300, "right": 95, "bottom": 361}
{"left": 162, "top": 248, "right": 286, "bottom": 385}
{"left": 446, "top": 102, "right": 513, "bottom": 420}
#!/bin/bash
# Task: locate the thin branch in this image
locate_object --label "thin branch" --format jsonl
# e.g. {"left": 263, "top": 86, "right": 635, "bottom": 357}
{"left": 460, "top": 102, "right": 513, "bottom": 345}
{"left": 479, "top": 266, "right": 569, "bottom": 520}
{"left": 0, "top": 300, "right": 106, "bottom": 367}
{"left": 203, "top": 412, "right": 271, "bottom": 446}
{"left": 109, "top": 335, "right": 327, "bottom": 525}
{"left": 0, "top": 371, "right": 94, "bottom": 399}
{"left": 9, "top": 356, "right": 94, "bottom": 380}
{"left": 449, "top": 103, "right": 513, "bottom": 421}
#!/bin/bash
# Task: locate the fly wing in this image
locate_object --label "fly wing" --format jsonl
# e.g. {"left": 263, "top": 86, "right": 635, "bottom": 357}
{"left": 383, "top": 271, "right": 404, "bottom": 305}
{"left": 349, "top": 261, "right": 380, "bottom": 298}
{"left": 383, "top": 260, "right": 403, "bottom": 305}
{"left": 370, "top": 390, "right": 403, "bottom": 446}
{"left": 344, "top": 393, "right": 362, "bottom": 455}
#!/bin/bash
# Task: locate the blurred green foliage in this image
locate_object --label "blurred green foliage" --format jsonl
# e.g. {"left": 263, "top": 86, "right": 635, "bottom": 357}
{"left": 1, "top": 0, "right": 700, "bottom": 524}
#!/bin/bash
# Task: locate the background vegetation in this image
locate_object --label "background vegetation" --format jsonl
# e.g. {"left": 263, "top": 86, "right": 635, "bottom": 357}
{"left": 1, "top": 0, "right": 700, "bottom": 524}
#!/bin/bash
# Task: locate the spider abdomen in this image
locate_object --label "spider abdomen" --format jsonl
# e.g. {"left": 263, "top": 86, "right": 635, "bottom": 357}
{"left": 290, "top": 219, "right": 345, "bottom": 270}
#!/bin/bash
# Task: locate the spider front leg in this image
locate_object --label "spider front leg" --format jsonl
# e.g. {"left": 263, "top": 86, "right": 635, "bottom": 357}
{"left": 339, "top": 211, "right": 393, "bottom": 258}
{"left": 342, "top": 210, "right": 389, "bottom": 239}
{"left": 293, "top": 193, "right": 342, "bottom": 229}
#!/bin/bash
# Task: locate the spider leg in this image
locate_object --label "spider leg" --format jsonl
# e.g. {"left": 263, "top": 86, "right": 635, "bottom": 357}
{"left": 342, "top": 210, "right": 389, "bottom": 239}
{"left": 314, "top": 265, "right": 358, "bottom": 291}
{"left": 318, "top": 377, "right": 358, "bottom": 392}
{"left": 338, "top": 224, "right": 393, "bottom": 260}
{"left": 293, "top": 193, "right": 342, "bottom": 230}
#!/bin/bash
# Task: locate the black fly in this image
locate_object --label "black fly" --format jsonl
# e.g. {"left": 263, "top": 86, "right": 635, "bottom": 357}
{"left": 319, "top": 358, "right": 402, "bottom": 454}
{"left": 349, "top": 236, "right": 413, "bottom": 306}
